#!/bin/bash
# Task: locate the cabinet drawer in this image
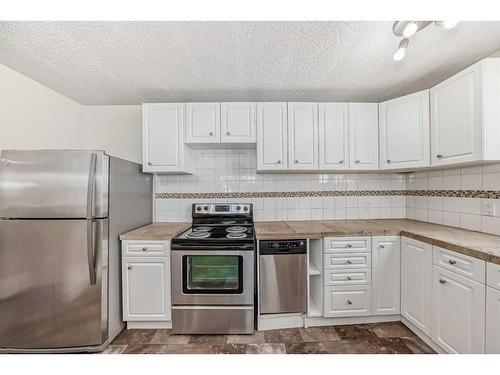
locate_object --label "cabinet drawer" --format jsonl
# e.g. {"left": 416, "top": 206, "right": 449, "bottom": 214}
{"left": 324, "top": 253, "right": 371, "bottom": 269}
{"left": 323, "top": 285, "right": 372, "bottom": 317}
{"left": 487, "top": 262, "right": 500, "bottom": 290}
{"left": 324, "top": 237, "right": 372, "bottom": 253}
{"left": 324, "top": 269, "right": 371, "bottom": 286}
{"left": 123, "top": 241, "right": 170, "bottom": 257}
{"left": 432, "top": 246, "right": 485, "bottom": 283}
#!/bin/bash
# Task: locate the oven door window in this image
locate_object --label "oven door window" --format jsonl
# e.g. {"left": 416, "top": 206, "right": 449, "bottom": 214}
{"left": 182, "top": 255, "right": 243, "bottom": 294}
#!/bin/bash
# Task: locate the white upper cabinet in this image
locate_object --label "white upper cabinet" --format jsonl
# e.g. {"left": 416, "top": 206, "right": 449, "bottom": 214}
{"left": 372, "top": 236, "right": 400, "bottom": 315}
{"left": 288, "top": 102, "right": 318, "bottom": 170}
{"left": 379, "top": 90, "right": 430, "bottom": 170}
{"left": 430, "top": 58, "right": 500, "bottom": 166}
{"left": 185, "top": 102, "right": 220, "bottom": 144}
{"left": 220, "top": 102, "right": 256, "bottom": 143}
{"left": 256, "top": 102, "right": 288, "bottom": 171}
{"left": 142, "top": 103, "right": 192, "bottom": 174}
{"left": 318, "top": 103, "right": 349, "bottom": 170}
{"left": 348, "top": 103, "right": 379, "bottom": 170}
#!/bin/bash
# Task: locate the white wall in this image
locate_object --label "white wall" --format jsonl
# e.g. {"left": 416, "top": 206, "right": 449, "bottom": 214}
{"left": 0, "top": 64, "right": 142, "bottom": 163}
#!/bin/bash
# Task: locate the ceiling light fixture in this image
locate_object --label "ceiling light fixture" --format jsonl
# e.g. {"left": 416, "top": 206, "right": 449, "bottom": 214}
{"left": 403, "top": 21, "right": 418, "bottom": 38}
{"left": 393, "top": 38, "right": 409, "bottom": 61}
{"left": 434, "top": 21, "right": 460, "bottom": 29}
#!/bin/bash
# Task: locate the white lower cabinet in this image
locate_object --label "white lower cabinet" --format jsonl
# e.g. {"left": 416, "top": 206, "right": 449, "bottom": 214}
{"left": 486, "top": 286, "right": 500, "bottom": 354}
{"left": 401, "top": 237, "right": 433, "bottom": 335}
{"left": 323, "top": 285, "right": 372, "bottom": 317}
{"left": 372, "top": 236, "right": 400, "bottom": 315}
{"left": 431, "top": 265, "right": 485, "bottom": 354}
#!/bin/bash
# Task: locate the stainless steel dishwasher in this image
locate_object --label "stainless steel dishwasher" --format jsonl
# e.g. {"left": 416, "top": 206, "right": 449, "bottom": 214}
{"left": 259, "top": 240, "right": 307, "bottom": 314}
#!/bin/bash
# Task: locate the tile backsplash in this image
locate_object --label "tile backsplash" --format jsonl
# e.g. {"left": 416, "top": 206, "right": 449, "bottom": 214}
{"left": 154, "top": 149, "right": 407, "bottom": 222}
{"left": 406, "top": 164, "right": 500, "bottom": 236}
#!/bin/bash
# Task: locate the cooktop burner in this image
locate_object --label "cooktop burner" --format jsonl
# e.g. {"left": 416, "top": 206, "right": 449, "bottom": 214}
{"left": 185, "top": 231, "right": 211, "bottom": 239}
{"left": 226, "top": 232, "right": 247, "bottom": 239}
{"left": 192, "top": 226, "right": 211, "bottom": 232}
{"left": 226, "top": 226, "right": 247, "bottom": 233}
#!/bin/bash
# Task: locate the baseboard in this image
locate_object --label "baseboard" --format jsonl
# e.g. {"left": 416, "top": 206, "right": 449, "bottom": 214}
{"left": 304, "top": 314, "right": 400, "bottom": 327}
{"left": 126, "top": 321, "right": 172, "bottom": 329}
{"left": 400, "top": 317, "right": 446, "bottom": 354}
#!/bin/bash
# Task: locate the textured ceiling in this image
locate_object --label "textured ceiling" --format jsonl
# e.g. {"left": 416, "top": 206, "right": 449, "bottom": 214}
{"left": 1, "top": 21, "right": 500, "bottom": 105}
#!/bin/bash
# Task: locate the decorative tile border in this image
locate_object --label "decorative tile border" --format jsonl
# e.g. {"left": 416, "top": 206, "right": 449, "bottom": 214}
{"left": 155, "top": 190, "right": 500, "bottom": 199}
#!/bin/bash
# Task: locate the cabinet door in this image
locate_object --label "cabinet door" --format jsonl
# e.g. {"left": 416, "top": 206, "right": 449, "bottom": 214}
{"left": 122, "top": 257, "right": 171, "bottom": 321}
{"left": 348, "top": 103, "right": 379, "bottom": 170}
{"left": 186, "top": 103, "right": 220, "bottom": 143}
{"left": 288, "top": 103, "right": 318, "bottom": 170}
{"left": 318, "top": 103, "right": 349, "bottom": 170}
{"left": 220, "top": 102, "right": 256, "bottom": 143}
{"left": 486, "top": 286, "right": 500, "bottom": 354}
{"left": 256, "top": 102, "right": 288, "bottom": 170}
{"left": 372, "top": 236, "right": 400, "bottom": 315}
{"left": 142, "top": 103, "right": 184, "bottom": 172}
{"left": 379, "top": 90, "right": 430, "bottom": 170}
{"left": 430, "top": 62, "right": 483, "bottom": 166}
{"left": 401, "top": 237, "right": 432, "bottom": 335}
{"left": 432, "top": 266, "right": 485, "bottom": 353}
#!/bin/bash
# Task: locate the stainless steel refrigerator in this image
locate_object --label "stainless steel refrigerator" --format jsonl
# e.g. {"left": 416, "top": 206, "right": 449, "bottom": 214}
{"left": 0, "top": 150, "right": 152, "bottom": 352}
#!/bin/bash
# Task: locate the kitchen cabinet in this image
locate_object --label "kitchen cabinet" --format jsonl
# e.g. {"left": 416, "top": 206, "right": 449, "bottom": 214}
{"left": 221, "top": 102, "right": 256, "bottom": 143}
{"left": 379, "top": 90, "right": 430, "bottom": 170}
{"left": 323, "top": 285, "right": 372, "bottom": 317}
{"left": 122, "top": 257, "right": 171, "bottom": 321}
{"left": 430, "top": 58, "right": 500, "bottom": 166}
{"left": 486, "top": 286, "right": 500, "bottom": 354}
{"left": 432, "top": 265, "right": 485, "bottom": 354}
{"left": 142, "top": 103, "right": 193, "bottom": 174}
{"left": 372, "top": 236, "right": 400, "bottom": 315}
{"left": 318, "top": 103, "right": 349, "bottom": 170}
{"left": 348, "top": 103, "right": 379, "bottom": 170}
{"left": 288, "top": 103, "right": 318, "bottom": 170}
{"left": 256, "top": 102, "right": 288, "bottom": 171}
{"left": 185, "top": 102, "right": 220, "bottom": 144}
{"left": 401, "top": 237, "right": 432, "bottom": 335}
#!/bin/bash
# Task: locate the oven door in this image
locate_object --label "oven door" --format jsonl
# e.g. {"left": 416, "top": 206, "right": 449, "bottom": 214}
{"left": 171, "top": 250, "right": 254, "bottom": 306}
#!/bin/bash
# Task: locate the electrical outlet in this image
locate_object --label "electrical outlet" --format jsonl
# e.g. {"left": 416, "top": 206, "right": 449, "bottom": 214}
{"left": 483, "top": 200, "right": 496, "bottom": 217}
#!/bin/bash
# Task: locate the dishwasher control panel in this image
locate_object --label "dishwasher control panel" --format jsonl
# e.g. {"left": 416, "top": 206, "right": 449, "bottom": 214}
{"left": 259, "top": 240, "right": 306, "bottom": 254}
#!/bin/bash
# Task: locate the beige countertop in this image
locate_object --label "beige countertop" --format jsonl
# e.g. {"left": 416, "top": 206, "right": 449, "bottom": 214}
{"left": 255, "top": 219, "right": 500, "bottom": 265}
{"left": 120, "top": 222, "right": 190, "bottom": 241}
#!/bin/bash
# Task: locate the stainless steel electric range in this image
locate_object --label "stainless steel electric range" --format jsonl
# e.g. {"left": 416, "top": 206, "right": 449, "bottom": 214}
{"left": 171, "top": 203, "right": 255, "bottom": 334}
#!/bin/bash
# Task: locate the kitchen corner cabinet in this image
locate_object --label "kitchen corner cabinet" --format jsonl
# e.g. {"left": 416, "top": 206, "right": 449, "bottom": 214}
{"left": 142, "top": 103, "right": 193, "bottom": 174}
{"left": 401, "top": 237, "right": 432, "bottom": 335}
{"left": 379, "top": 90, "right": 430, "bottom": 170}
{"left": 372, "top": 236, "right": 400, "bottom": 315}
{"left": 348, "top": 103, "right": 379, "bottom": 170}
{"left": 318, "top": 103, "right": 349, "bottom": 170}
{"left": 430, "top": 58, "right": 500, "bottom": 166}
{"left": 256, "top": 102, "right": 288, "bottom": 171}
{"left": 288, "top": 102, "right": 318, "bottom": 170}
{"left": 486, "top": 286, "right": 500, "bottom": 354}
{"left": 185, "top": 102, "right": 220, "bottom": 144}
{"left": 221, "top": 102, "right": 256, "bottom": 143}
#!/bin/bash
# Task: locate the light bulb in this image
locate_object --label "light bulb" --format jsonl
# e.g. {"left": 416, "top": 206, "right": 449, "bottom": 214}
{"left": 403, "top": 21, "right": 418, "bottom": 38}
{"left": 393, "top": 38, "right": 409, "bottom": 62}
{"left": 435, "top": 21, "right": 460, "bottom": 29}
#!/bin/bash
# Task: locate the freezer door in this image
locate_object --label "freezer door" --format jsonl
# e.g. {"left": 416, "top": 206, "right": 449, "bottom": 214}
{"left": 0, "top": 150, "right": 109, "bottom": 219}
{"left": 0, "top": 219, "right": 108, "bottom": 349}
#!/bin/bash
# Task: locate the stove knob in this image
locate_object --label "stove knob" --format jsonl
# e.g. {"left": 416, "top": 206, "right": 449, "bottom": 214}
{"left": 236, "top": 206, "right": 241, "bottom": 211}
{"left": 243, "top": 206, "right": 248, "bottom": 211}
{"left": 196, "top": 206, "right": 202, "bottom": 211}
{"left": 203, "top": 206, "right": 209, "bottom": 211}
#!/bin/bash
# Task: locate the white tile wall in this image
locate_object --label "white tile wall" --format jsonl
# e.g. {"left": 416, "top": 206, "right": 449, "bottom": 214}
{"left": 154, "top": 149, "right": 407, "bottom": 222}
{"left": 406, "top": 163, "right": 500, "bottom": 236}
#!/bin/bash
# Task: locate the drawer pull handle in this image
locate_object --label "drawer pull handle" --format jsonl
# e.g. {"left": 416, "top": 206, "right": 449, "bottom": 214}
{"left": 448, "top": 259, "right": 456, "bottom": 265}
{"left": 346, "top": 277, "right": 352, "bottom": 281}
{"left": 355, "top": 160, "right": 360, "bottom": 164}
{"left": 142, "top": 247, "right": 147, "bottom": 252}
{"left": 226, "top": 131, "right": 230, "bottom": 135}
{"left": 346, "top": 244, "right": 353, "bottom": 248}
{"left": 127, "top": 266, "right": 132, "bottom": 270}
{"left": 339, "top": 160, "right": 344, "bottom": 164}
{"left": 346, "top": 300, "right": 352, "bottom": 305}
{"left": 346, "top": 260, "right": 352, "bottom": 265}
{"left": 277, "top": 160, "right": 281, "bottom": 164}
{"left": 379, "top": 244, "right": 385, "bottom": 249}
{"left": 209, "top": 131, "right": 214, "bottom": 136}
{"left": 439, "top": 279, "right": 446, "bottom": 284}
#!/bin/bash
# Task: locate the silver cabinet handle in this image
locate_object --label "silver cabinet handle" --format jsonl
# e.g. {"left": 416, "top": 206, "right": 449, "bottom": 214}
{"left": 355, "top": 160, "right": 360, "bottom": 164}
{"left": 437, "top": 154, "right": 443, "bottom": 159}
{"left": 142, "top": 247, "right": 147, "bottom": 252}
{"left": 387, "top": 159, "right": 391, "bottom": 163}
{"left": 347, "top": 300, "right": 352, "bottom": 305}
{"left": 127, "top": 265, "right": 132, "bottom": 270}
{"left": 439, "top": 279, "right": 446, "bottom": 284}
{"left": 294, "top": 160, "right": 299, "bottom": 164}
{"left": 346, "top": 244, "right": 352, "bottom": 248}
{"left": 209, "top": 131, "right": 214, "bottom": 136}
{"left": 226, "top": 131, "right": 230, "bottom": 135}
{"left": 147, "top": 162, "right": 152, "bottom": 166}
{"left": 339, "top": 160, "right": 344, "bottom": 164}
{"left": 346, "top": 260, "right": 352, "bottom": 265}
{"left": 277, "top": 160, "right": 281, "bottom": 164}
{"left": 346, "top": 276, "right": 352, "bottom": 281}
{"left": 448, "top": 259, "right": 456, "bottom": 265}
{"left": 380, "top": 244, "right": 385, "bottom": 249}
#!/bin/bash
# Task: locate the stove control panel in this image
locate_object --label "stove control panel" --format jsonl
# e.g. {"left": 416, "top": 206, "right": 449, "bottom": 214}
{"left": 193, "top": 203, "right": 252, "bottom": 215}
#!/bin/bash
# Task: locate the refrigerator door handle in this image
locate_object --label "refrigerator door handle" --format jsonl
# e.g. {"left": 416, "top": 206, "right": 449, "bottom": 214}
{"left": 87, "top": 220, "right": 97, "bottom": 285}
{"left": 86, "top": 153, "right": 97, "bottom": 220}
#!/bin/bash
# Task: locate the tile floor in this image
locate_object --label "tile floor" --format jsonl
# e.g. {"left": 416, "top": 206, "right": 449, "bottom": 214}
{"left": 105, "top": 322, "right": 436, "bottom": 354}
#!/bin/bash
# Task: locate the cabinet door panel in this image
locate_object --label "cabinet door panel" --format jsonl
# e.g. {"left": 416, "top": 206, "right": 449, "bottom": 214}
{"left": 122, "top": 257, "right": 171, "bottom": 321}
{"left": 256, "top": 102, "right": 288, "bottom": 170}
{"left": 431, "top": 63, "right": 482, "bottom": 165}
{"left": 401, "top": 237, "right": 432, "bottom": 335}
{"left": 372, "top": 236, "right": 401, "bottom": 315}
{"left": 186, "top": 103, "right": 220, "bottom": 143}
{"left": 323, "top": 285, "right": 372, "bottom": 317}
{"left": 486, "top": 286, "right": 500, "bottom": 354}
{"left": 348, "top": 103, "right": 379, "bottom": 170}
{"left": 288, "top": 103, "right": 318, "bottom": 170}
{"left": 319, "top": 103, "right": 349, "bottom": 170}
{"left": 379, "top": 90, "right": 430, "bottom": 169}
{"left": 432, "top": 265, "right": 485, "bottom": 353}
{"left": 221, "top": 102, "right": 256, "bottom": 143}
